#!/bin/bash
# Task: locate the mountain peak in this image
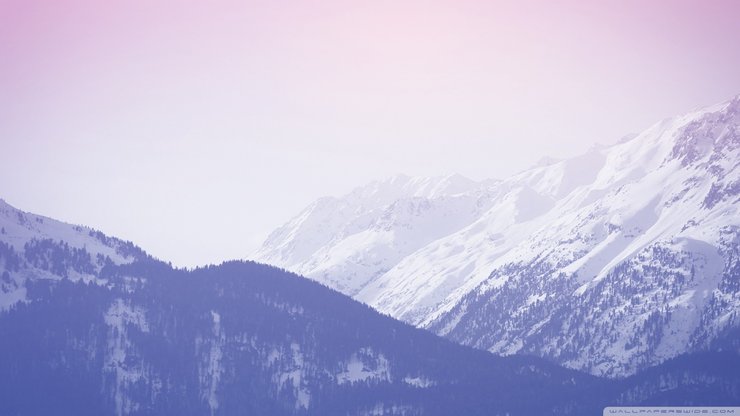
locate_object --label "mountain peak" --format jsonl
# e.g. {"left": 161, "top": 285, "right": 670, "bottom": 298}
{"left": 534, "top": 156, "right": 562, "bottom": 168}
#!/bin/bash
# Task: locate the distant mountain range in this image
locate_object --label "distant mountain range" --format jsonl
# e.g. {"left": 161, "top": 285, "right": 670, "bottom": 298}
{"left": 1, "top": 198, "right": 739, "bottom": 414}
{"left": 1, "top": 95, "right": 738, "bottom": 414}
{"left": 252, "top": 95, "right": 740, "bottom": 377}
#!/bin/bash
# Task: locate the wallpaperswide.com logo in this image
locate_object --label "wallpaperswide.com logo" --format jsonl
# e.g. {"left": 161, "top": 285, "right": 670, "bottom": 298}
{"left": 605, "top": 407, "right": 740, "bottom": 414}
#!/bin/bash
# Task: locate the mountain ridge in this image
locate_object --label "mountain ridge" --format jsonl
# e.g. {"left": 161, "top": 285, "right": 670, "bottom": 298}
{"left": 1, "top": 198, "right": 739, "bottom": 414}
{"left": 252, "top": 95, "right": 740, "bottom": 377}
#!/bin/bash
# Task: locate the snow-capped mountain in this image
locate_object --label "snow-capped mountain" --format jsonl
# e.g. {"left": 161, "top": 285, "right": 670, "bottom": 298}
{"left": 252, "top": 95, "right": 740, "bottom": 377}
{"left": 2, "top": 200, "right": 738, "bottom": 415}
{"left": 0, "top": 199, "right": 147, "bottom": 310}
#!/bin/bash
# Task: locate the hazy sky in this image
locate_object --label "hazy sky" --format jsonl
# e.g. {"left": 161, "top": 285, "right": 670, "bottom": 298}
{"left": 2, "top": 0, "right": 740, "bottom": 267}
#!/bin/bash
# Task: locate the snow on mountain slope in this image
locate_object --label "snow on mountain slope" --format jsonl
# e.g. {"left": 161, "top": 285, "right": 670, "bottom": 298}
{"left": 428, "top": 96, "right": 739, "bottom": 376}
{"left": 251, "top": 174, "right": 502, "bottom": 295}
{"left": 0, "top": 199, "right": 147, "bottom": 309}
{"left": 356, "top": 148, "right": 608, "bottom": 326}
{"left": 253, "top": 95, "right": 740, "bottom": 376}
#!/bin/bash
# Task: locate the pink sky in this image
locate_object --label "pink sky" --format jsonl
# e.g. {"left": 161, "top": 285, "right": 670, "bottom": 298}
{"left": 2, "top": 0, "right": 740, "bottom": 267}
